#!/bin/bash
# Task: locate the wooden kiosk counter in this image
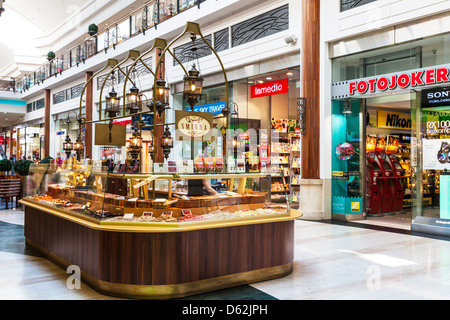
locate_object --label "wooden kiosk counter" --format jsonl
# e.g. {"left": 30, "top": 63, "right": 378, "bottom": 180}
{"left": 21, "top": 168, "right": 301, "bottom": 299}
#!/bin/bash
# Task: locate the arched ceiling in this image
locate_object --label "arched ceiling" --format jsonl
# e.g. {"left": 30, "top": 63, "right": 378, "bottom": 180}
{"left": 0, "top": 0, "right": 92, "bottom": 75}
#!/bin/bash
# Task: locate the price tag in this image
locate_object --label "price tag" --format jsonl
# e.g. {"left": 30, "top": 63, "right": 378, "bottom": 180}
{"left": 123, "top": 213, "right": 134, "bottom": 219}
{"left": 143, "top": 212, "right": 153, "bottom": 217}
{"left": 181, "top": 209, "right": 191, "bottom": 216}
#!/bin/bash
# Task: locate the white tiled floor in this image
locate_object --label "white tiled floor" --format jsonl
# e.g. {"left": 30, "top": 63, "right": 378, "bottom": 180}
{"left": 2, "top": 208, "right": 450, "bottom": 300}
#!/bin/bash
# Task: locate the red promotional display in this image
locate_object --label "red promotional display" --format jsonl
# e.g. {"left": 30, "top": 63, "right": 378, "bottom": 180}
{"left": 376, "top": 153, "right": 395, "bottom": 214}
{"left": 386, "top": 153, "right": 405, "bottom": 212}
{"left": 251, "top": 78, "right": 289, "bottom": 98}
{"left": 366, "top": 153, "right": 383, "bottom": 216}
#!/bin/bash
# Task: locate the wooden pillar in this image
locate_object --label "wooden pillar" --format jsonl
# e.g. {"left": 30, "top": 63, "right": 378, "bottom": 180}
{"left": 16, "top": 129, "right": 21, "bottom": 159}
{"left": 300, "top": 0, "right": 320, "bottom": 179}
{"left": 85, "top": 71, "right": 93, "bottom": 158}
{"left": 44, "top": 89, "right": 51, "bottom": 158}
{"left": 10, "top": 130, "right": 13, "bottom": 158}
{"left": 154, "top": 49, "right": 165, "bottom": 163}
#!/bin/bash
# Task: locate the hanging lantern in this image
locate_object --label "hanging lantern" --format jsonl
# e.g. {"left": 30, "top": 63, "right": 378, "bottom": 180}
{"left": 126, "top": 85, "right": 142, "bottom": 114}
{"left": 128, "top": 127, "right": 143, "bottom": 160}
{"left": 73, "top": 137, "right": 84, "bottom": 151}
{"left": 153, "top": 77, "right": 170, "bottom": 116}
{"left": 161, "top": 125, "right": 173, "bottom": 160}
{"left": 105, "top": 88, "right": 120, "bottom": 118}
{"left": 183, "top": 64, "right": 203, "bottom": 108}
{"left": 148, "top": 138, "right": 154, "bottom": 160}
{"left": 73, "top": 137, "right": 84, "bottom": 161}
{"left": 63, "top": 134, "right": 74, "bottom": 158}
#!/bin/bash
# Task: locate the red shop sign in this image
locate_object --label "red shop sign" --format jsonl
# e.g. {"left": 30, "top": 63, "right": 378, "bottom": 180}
{"left": 348, "top": 67, "right": 450, "bottom": 96}
{"left": 251, "top": 78, "right": 289, "bottom": 98}
{"left": 112, "top": 119, "right": 132, "bottom": 125}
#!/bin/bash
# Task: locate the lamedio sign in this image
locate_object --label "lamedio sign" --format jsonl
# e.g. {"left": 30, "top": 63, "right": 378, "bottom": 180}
{"left": 175, "top": 111, "right": 213, "bottom": 140}
{"left": 251, "top": 78, "right": 289, "bottom": 98}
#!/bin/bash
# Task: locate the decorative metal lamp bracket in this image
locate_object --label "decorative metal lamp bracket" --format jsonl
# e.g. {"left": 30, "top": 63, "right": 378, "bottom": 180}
{"left": 297, "top": 97, "right": 306, "bottom": 135}
{"left": 122, "top": 38, "right": 168, "bottom": 110}
{"left": 79, "top": 58, "right": 119, "bottom": 121}
{"left": 153, "top": 22, "right": 230, "bottom": 115}
{"left": 98, "top": 50, "right": 141, "bottom": 121}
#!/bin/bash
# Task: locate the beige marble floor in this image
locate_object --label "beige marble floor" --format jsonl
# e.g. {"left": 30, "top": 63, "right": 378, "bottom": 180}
{"left": 1, "top": 208, "right": 450, "bottom": 300}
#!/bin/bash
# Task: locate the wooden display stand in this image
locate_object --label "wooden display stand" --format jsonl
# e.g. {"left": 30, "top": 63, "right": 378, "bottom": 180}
{"left": 21, "top": 199, "right": 301, "bottom": 299}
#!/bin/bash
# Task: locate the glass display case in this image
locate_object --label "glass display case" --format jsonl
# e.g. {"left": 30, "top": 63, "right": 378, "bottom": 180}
{"left": 22, "top": 158, "right": 289, "bottom": 226}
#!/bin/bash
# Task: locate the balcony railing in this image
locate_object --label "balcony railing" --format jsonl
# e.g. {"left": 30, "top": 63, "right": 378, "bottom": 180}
{"left": 6, "top": 0, "right": 205, "bottom": 94}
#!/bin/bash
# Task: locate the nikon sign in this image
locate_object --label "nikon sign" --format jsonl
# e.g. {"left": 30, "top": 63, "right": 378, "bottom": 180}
{"left": 378, "top": 110, "right": 411, "bottom": 131}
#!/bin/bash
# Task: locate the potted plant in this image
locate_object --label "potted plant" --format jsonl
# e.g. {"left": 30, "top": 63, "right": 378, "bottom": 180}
{"left": 88, "top": 23, "right": 98, "bottom": 36}
{"left": 47, "top": 51, "right": 55, "bottom": 61}
{"left": 40, "top": 156, "right": 53, "bottom": 164}
{"left": 0, "top": 158, "right": 12, "bottom": 174}
{"left": 13, "top": 160, "right": 33, "bottom": 176}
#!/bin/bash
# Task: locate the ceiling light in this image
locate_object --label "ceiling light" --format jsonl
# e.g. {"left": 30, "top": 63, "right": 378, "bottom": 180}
{"left": 343, "top": 100, "right": 352, "bottom": 114}
{"left": 266, "top": 77, "right": 272, "bottom": 80}
{"left": 287, "top": 72, "right": 293, "bottom": 76}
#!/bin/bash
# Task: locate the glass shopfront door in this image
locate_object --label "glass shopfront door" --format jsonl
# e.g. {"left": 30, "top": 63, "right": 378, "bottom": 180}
{"left": 331, "top": 99, "right": 365, "bottom": 220}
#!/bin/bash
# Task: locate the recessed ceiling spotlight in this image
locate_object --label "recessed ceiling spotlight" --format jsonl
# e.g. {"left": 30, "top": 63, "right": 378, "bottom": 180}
{"left": 287, "top": 72, "right": 293, "bottom": 76}
{"left": 266, "top": 77, "right": 272, "bottom": 80}
{"left": 258, "top": 80, "right": 264, "bottom": 84}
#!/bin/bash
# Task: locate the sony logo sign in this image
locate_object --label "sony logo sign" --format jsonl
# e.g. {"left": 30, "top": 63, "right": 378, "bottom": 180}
{"left": 427, "top": 89, "right": 450, "bottom": 99}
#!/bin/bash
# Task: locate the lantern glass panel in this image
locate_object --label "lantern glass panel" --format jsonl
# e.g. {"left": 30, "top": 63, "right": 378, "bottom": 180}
{"left": 106, "top": 95, "right": 120, "bottom": 113}
{"left": 63, "top": 142, "right": 73, "bottom": 151}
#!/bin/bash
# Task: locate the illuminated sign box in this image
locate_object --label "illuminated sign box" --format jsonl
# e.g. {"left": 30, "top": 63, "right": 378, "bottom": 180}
{"left": 251, "top": 78, "right": 289, "bottom": 98}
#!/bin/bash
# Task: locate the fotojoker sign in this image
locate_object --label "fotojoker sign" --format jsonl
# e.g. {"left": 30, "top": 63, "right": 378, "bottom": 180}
{"left": 331, "top": 64, "right": 450, "bottom": 99}
{"left": 251, "top": 78, "right": 289, "bottom": 98}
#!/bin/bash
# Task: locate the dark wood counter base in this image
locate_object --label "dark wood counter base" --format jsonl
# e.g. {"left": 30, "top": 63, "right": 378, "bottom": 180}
{"left": 23, "top": 204, "right": 297, "bottom": 299}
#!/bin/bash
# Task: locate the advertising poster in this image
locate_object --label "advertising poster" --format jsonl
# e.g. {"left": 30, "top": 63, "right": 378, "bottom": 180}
{"left": 366, "top": 135, "right": 377, "bottom": 153}
{"left": 422, "top": 139, "right": 450, "bottom": 170}
{"left": 375, "top": 136, "right": 387, "bottom": 153}
{"left": 271, "top": 118, "right": 288, "bottom": 133}
{"left": 386, "top": 135, "right": 399, "bottom": 154}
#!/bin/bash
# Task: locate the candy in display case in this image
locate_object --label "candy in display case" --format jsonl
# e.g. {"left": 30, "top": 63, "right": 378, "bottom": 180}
{"left": 22, "top": 161, "right": 289, "bottom": 226}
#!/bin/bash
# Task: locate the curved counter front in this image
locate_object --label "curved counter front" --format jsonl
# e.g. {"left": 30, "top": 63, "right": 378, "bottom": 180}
{"left": 21, "top": 199, "right": 301, "bottom": 299}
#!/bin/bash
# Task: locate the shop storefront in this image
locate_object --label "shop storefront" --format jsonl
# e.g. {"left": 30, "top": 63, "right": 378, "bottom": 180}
{"left": 12, "top": 121, "right": 45, "bottom": 161}
{"left": 171, "top": 66, "right": 301, "bottom": 207}
{"left": 330, "top": 32, "right": 450, "bottom": 236}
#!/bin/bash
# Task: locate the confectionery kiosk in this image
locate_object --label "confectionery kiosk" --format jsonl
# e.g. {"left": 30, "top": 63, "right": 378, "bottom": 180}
{"left": 20, "top": 160, "right": 301, "bottom": 299}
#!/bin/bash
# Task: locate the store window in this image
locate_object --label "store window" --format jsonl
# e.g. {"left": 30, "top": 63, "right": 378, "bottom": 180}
{"left": 171, "top": 67, "right": 301, "bottom": 203}
{"left": 231, "top": 4, "right": 289, "bottom": 48}
{"left": 417, "top": 87, "right": 450, "bottom": 221}
{"left": 341, "top": 0, "right": 378, "bottom": 12}
{"left": 332, "top": 32, "right": 450, "bottom": 82}
{"left": 331, "top": 99, "right": 363, "bottom": 217}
